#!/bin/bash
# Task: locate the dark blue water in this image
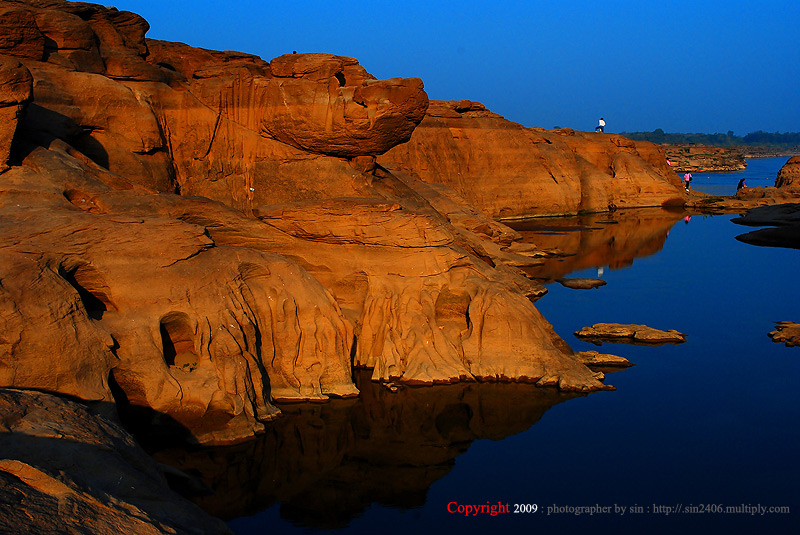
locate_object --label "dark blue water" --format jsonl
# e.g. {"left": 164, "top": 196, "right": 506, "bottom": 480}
{"left": 212, "top": 160, "right": 799, "bottom": 534}
{"left": 685, "top": 156, "right": 791, "bottom": 196}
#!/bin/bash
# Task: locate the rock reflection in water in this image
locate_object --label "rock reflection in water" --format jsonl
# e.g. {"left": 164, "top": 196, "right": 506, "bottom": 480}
{"left": 150, "top": 370, "right": 582, "bottom": 529}
{"left": 507, "top": 207, "right": 686, "bottom": 282}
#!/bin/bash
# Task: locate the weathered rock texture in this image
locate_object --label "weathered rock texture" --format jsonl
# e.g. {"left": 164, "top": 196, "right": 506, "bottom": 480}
{"left": 776, "top": 155, "right": 800, "bottom": 188}
{"left": 575, "top": 323, "right": 687, "bottom": 345}
{"left": 0, "top": 388, "right": 231, "bottom": 534}
{"left": 557, "top": 278, "right": 607, "bottom": 290}
{"left": 378, "top": 100, "right": 687, "bottom": 218}
{"left": 0, "top": 0, "right": 619, "bottom": 448}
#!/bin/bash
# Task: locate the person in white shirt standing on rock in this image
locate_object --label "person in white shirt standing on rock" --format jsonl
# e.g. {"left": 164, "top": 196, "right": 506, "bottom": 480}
{"left": 595, "top": 117, "right": 605, "bottom": 132}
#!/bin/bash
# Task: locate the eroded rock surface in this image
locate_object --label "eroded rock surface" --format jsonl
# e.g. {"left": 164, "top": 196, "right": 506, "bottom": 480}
{"left": 378, "top": 101, "right": 686, "bottom": 218}
{"left": 1, "top": 144, "right": 359, "bottom": 444}
{"left": 776, "top": 155, "right": 800, "bottom": 188}
{"left": 0, "top": 0, "right": 666, "bottom": 448}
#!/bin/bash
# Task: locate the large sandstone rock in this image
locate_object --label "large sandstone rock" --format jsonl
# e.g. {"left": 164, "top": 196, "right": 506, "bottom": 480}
{"left": 0, "top": 388, "right": 231, "bottom": 534}
{"left": 1, "top": 144, "right": 359, "bottom": 444}
{"left": 0, "top": 0, "right": 638, "bottom": 447}
{"left": 776, "top": 155, "right": 800, "bottom": 187}
{"left": 262, "top": 53, "right": 428, "bottom": 157}
{"left": 378, "top": 100, "right": 686, "bottom": 218}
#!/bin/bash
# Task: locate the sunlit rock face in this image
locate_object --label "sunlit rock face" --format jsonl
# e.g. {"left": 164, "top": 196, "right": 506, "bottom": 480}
{"left": 378, "top": 100, "right": 687, "bottom": 218}
{"left": 0, "top": 0, "right": 623, "bottom": 445}
{"left": 776, "top": 156, "right": 800, "bottom": 188}
{"left": 0, "top": 146, "right": 357, "bottom": 445}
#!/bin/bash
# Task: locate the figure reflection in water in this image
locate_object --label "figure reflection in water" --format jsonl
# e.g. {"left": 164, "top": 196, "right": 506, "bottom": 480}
{"left": 597, "top": 266, "right": 604, "bottom": 277}
{"left": 684, "top": 215, "right": 691, "bottom": 224}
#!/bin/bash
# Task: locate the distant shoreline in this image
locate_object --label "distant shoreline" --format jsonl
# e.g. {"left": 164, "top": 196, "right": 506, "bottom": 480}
{"left": 662, "top": 144, "right": 798, "bottom": 172}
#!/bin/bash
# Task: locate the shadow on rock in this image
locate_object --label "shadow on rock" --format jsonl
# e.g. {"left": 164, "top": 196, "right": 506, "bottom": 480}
{"left": 732, "top": 203, "right": 800, "bottom": 250}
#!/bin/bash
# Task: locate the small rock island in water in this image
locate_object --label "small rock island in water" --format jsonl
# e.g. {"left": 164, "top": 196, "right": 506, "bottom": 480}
{"left": 1, "top": 1, "right": 800, "bottom": 533}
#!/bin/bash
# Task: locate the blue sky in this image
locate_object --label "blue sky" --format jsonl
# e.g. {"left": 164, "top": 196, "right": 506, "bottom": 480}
{"left": 115, "top": 0, "right": 799, "bottom": 135}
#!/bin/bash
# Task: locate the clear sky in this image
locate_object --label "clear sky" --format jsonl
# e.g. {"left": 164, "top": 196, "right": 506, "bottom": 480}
{"left": 112, "top": 0, "right": 799, "bottom": 135}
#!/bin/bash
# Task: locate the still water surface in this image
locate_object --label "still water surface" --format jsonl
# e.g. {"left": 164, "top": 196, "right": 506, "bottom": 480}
{"left": 684, "top": 156, "right": 790, "bottom": 196}
{"left": 173, "top": 159, "right": 799, "bottom": 534}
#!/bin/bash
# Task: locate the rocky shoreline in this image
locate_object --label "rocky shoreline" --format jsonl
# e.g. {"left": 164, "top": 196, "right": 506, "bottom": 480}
{"left": 663, "top": 144, "right": 747, "bottom": 172}
{"left": 662, "top": 143, "right": 799, "bottom": 173}
{"left": 2, "top": 1, "right": 800, "bottom": 533}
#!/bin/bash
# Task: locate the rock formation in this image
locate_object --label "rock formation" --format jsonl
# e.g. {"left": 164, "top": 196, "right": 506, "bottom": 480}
{"left": 768, "top": 322, "right": 800, "bottom": 347}
{"left": 0, "top": 388, "right": 231, "bottom": 534}
{"left": 0, "top": 0, "right": 620, "bottom": 449}
{"left": 776, "top": 155, "right": 800, "bottom": 188}
{"left": 574, "top": 323, "right": 687, "bottom": 345}
{"left": 557, "top": 278, "right": 608, "bottom": 290}
{"left": 377, "top": 100, "right": 687, "bottom": 218}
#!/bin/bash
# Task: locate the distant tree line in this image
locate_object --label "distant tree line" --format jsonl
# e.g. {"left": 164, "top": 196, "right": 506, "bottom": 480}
{"left": 620, "top": 129, "right": 800, "bottom": 147}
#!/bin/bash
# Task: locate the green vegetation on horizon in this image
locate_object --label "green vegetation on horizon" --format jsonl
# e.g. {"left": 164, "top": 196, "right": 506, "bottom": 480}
{"left": 620, "top": 129, "right": 800, "bottom": 147}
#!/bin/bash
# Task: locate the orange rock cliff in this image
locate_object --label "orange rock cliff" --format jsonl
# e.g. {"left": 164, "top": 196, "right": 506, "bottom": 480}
{"left": 0, "top": 0, "right": 741, "bottom": 447}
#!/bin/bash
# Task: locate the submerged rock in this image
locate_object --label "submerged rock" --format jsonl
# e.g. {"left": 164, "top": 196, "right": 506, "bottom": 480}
{"left": 575, "top": 323, "right": 687, "bottom": 345}
{"left": 557, "top": 277, "right": 607, "bottom": 290}
{"left": 769, "top": 322, "right": 800, "bottom": 347}
{"left": 576, "top": 350, "right": 634, "bottom": 368}
{"left": 775, "top": 155, "right": 800, "bottom": 188}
